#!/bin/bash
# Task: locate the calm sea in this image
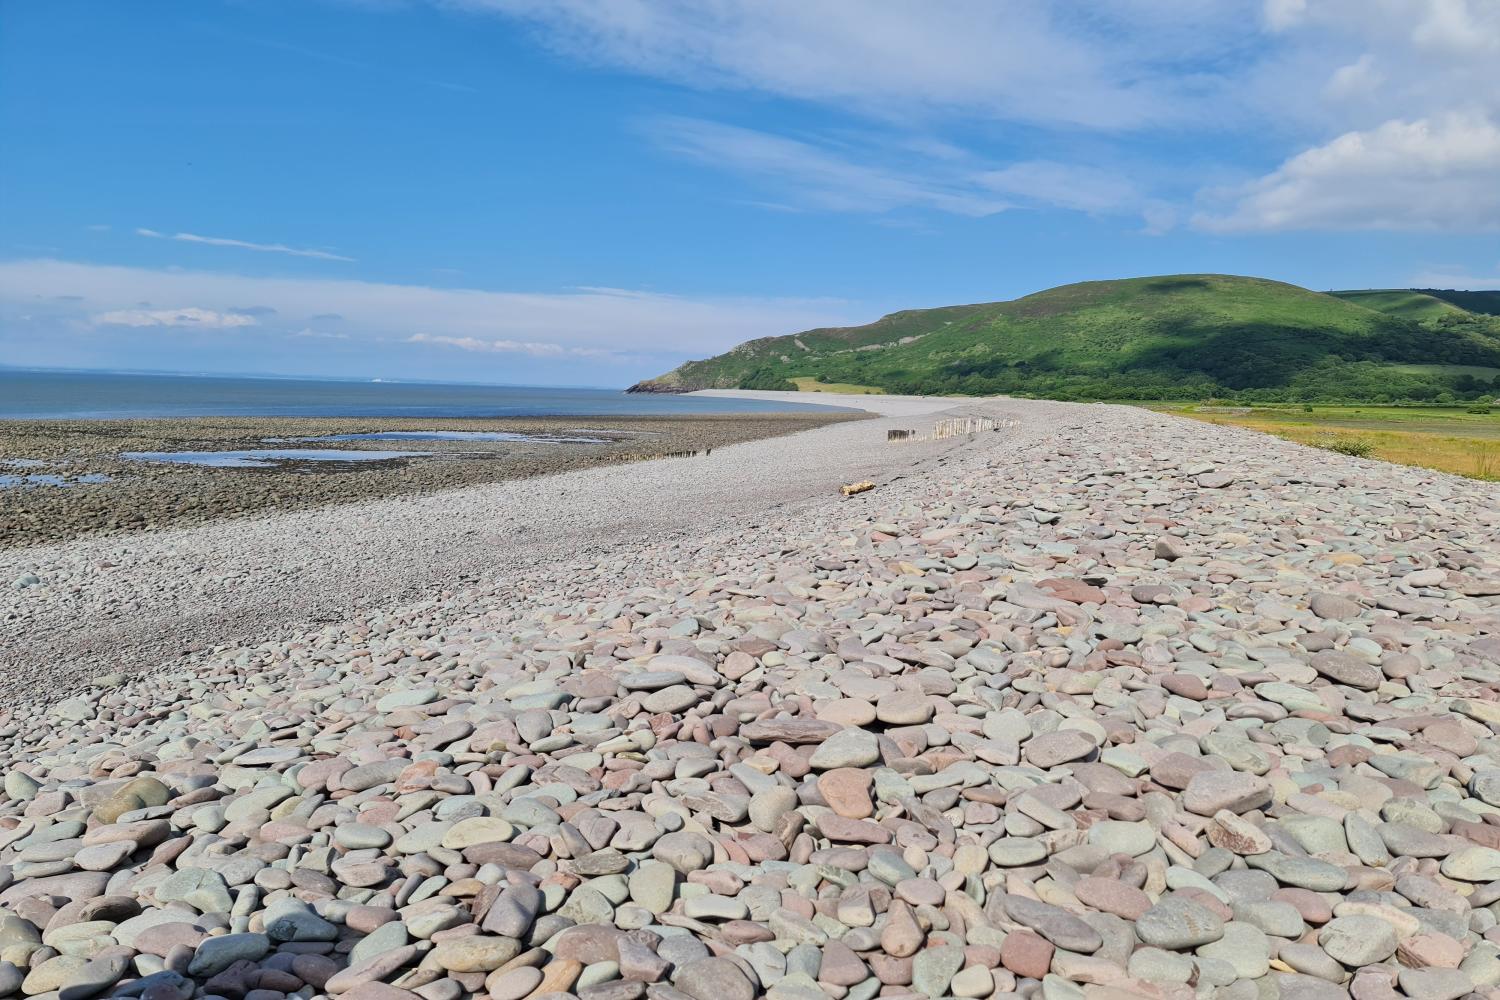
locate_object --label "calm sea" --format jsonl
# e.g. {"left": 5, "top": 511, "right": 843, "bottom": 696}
{"left": 0, "top": 370, "right": 843, "bottom": 420}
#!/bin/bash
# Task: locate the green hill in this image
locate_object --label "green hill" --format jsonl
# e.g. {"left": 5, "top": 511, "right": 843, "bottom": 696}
{"left": 633, "top": 274, "right": 1500, "bottom": 402}
{"left": 1417, "top": 290, "right": 1500, "bottom": 318}
{"left": 1330, "top": 289, "right": 1473, "bottom": 323}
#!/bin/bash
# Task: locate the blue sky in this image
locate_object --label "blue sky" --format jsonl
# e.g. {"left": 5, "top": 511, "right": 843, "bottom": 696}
{"left": 2, "top": 0, "right": 1499, "bottom": 386}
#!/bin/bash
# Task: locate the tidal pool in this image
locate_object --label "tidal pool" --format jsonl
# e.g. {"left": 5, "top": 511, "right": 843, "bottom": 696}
{"left": 122, "top": 449, "right": 430, "bottom": 468}
{"left": 1, "top": 472, "right": 111, "bottom": 488}
{"left": 273, "top": 430, "right": 608, "bottom": 444}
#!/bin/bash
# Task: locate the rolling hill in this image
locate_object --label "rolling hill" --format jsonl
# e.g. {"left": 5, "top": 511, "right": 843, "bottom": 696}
{"left": 1416, "top": 289, "right": 1500, "bottom": 317}
{"left": 631, "top": 275, "right": 1500, "bottom": 402}
{"left": 1331, "top": 289, "right": 1476, "bottom": 323}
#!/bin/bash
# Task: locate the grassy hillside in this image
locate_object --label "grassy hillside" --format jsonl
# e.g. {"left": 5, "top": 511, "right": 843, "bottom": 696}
{"left": 634, "top": 275, "right": 1500, "bottom": 403}
{"left": 1419, "top": 290, "right": 1500, "bottom": 317}
{"left": 1331, "top": 289, "right": 1472, "bottom": 322}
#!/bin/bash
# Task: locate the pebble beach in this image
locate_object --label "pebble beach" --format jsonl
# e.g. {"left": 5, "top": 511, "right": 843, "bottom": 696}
{"left": 0, "top": 412, "right": 860, "bottom": 549}
{"left": 4, "top": 391, "right": 1500, "bottom": 1000}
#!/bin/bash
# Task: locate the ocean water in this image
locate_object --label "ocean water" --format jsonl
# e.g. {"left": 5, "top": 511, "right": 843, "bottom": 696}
{"left": 0, "top": 370, "right": 843, "bottom": 419}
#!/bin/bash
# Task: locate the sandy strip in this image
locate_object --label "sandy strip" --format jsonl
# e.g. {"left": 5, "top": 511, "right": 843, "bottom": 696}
{"left": 0, "top": 392, "right": 1023, "bottom": 699}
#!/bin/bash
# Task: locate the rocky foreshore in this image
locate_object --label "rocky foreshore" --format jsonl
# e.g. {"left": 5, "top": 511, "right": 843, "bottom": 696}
{"left": 3, "top": 398, "right": 1500, "bottom": 1000}
{"left": 0, "top": 413, "right": 857, "bottom": 549}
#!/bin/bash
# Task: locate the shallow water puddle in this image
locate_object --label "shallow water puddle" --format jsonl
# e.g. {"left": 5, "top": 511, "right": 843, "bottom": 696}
{"left": 272, "top": 430, "right": 609, "bottom": 444}
{"left": 122, "top": 448, "right": 431, "bottom": 468}
{"left": 1, "top": 472, "right": 111, "bottom": 488}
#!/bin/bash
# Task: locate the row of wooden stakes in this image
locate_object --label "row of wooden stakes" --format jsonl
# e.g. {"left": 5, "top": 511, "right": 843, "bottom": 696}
{"left": 888, "top": 416, "right": 1018, "bottom": 442}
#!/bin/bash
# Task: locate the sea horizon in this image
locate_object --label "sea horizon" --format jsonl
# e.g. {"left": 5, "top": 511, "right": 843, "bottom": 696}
{"left": 0, "top": 362, "right": 622, "bottom": 391}
{"left": 0, "top": 367, "right": 844, "bottom": 420}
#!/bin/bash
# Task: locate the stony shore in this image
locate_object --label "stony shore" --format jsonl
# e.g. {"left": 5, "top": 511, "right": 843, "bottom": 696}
{"left": 0, "top": 413, "right": 861, "bottom": 549}
{"left": 3, "top": 393, "right": 1500, "bottom": 1000}
{"left": 0, "top": 396, "right": 958, "bottom": 691}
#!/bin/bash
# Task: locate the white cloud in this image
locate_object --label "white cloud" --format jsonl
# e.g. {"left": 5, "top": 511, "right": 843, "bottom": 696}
{"left": 1264, "top": 0, "right": 1308, "bottom": 30}
{"left": 1323, "top": 54, "right": 1381, "bottom": 101}
{"left": 645, "top": 117, "right": 1162, "bottom": 223}
{"left": 445, "top": 0, "right": 1500, "bottom": 235}
{"left": 646, "top": 117, "right": 1010, "bottom": 217}
{"left": 407, "top": 333, "right": 615, "bottom": 359}
{"left": 1140, "top": 202, "right": 1181, "bottom": 236}
{"left": 1221, "top": 2, "right": 1500, "bottom": 233}
{"left": 92, "top": 306, "right": 259, "bottom": 329}
{"left": 1412, "top": 0, "right": 1497, "bottom": 53}
{"left": 136, "top": 228, "right": 355, "bottom": 262}
{"left": 976, "top": 161, "right": 1141, "bottom": 216}
{"left": 0, "top": 258, "right": 854, "bottom": 358}
{"left": 1195, "top": 112, "right": 1500, "bottom": 231}
{"left": 468, "top": 0, "right": 1249, "bottom": 130}
{"left": 1247, "top": 1, "right": 1500, "bottom": 129}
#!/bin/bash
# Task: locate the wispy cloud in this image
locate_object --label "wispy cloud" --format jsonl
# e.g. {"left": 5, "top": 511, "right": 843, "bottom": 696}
{"left": 976, "top": 161, "right": 1142, "bottom": 216}
{"left": 92, "top": 306, "right": 259, "bottom": 329}
{"left": 645, "top": 117, "right": 1010, "bottom": 218}
{"left": 465, "top": 1, "right": 1246, "bottom": 130}
{"left": 644, "top": 117, "right": 1160, "bottom": 222}
{"left": 408, "top": 333, "right": 616, "bottom": 359}
{"left": 464, "top": 0, "right": 1500, "bottom": 135}
{"left": 452, "top": 0, "right": 1500, "bottom": 235}
{"left": 136, "top": 228, "right": 355, "bottom": 262}
{"left": 0, "top": 258, "right": 855, "bottom": 361}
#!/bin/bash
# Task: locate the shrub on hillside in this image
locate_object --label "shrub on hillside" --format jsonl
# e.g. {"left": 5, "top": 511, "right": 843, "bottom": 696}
{"left": 738, "top": 368, "right": 798, "bottom": 391}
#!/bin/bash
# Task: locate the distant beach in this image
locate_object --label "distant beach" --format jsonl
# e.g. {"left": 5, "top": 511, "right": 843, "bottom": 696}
{"left": 0, "top": 411, "right": 863, "bottom": 547}
{"left": 0, "top": 370, "right": 871, "bottom": 547}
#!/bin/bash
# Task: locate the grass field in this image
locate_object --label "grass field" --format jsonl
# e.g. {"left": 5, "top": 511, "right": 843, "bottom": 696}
{"left": 789, "top": 377, "right": 886, "bottom": 394}
{"left": 1151, "top": 403, "right": 1500, "bottom": 481}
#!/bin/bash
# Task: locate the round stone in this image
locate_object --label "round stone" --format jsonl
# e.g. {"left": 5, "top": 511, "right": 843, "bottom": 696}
{"left": 1318, "top": 915, "right": 1398, "bottom": 967}
{"left": 1136, "top": 898, "right": 1226, "bottom": 951}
